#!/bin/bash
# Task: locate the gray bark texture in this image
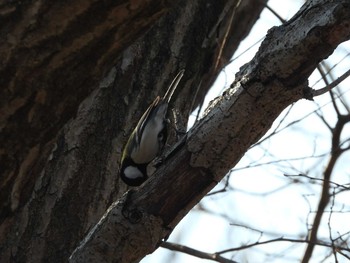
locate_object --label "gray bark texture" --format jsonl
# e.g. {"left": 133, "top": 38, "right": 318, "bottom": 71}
{"left": 1, "top": 0, "right": 350, "bottom": 262}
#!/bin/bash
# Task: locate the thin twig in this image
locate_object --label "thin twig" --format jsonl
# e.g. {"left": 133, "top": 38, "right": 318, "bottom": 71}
{"left": 216, "top": 237, "right": 350, "bottom": 255}
{"left": 312, "top": 51, "right": 350, "bottom": 87}
{"left": 311, "top": 68, "right": 350, "bottom": 98}
{"left": 284, "top": 174, "right": 350, "bottom": 191}
{"left": 328, "top": 188, "right": 339, "bottom": 263}
{"left": 317, "top": 63, "right": 340, "bottom": 117}
{"left": 206, "top": 173, "right": 231, "bottom": 196}
{"left": 338, "top": 251, "right": 350, "bottom": 260}
{"left": 265, "top": 3, "right": 286, "bottom": 23}
{"left": 214, "top": 0, "right": 242, "bottom": 71}
{"left": 301, "top": 114, "right": 350, "bottom": 263}
{"left": 160, "top": 242, "right": 239, "bottom": 263}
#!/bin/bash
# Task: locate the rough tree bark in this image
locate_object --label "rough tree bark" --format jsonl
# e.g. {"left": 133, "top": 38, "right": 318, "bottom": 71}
{"left": 0, "top": 0, "right": 267, "bottom": 262}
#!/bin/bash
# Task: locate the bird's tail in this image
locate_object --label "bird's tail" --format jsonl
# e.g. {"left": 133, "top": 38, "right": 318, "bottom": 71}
{"left": 163, "top": 69, "right": 185, "bottom": 103}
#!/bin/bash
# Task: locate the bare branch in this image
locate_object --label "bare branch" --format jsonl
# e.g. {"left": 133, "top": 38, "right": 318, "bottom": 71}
{"left": 302, "top": 114, "right": 350, "bottom": 262}
{"left": 265, "top": 3, "right": 286, "bottom": 24}
{"left": 284, "top": 174, "right": 350, "bottom": 191}
{"left": 206, "top": 174, "right": 231, "bottom": 196}
{"left": 315, "top": 108, "right": 333, "bottom": 131}
{"left": 214, "top": 0, "right": 242, "bottom": 71}
{"left": 311, "top": 68, "right": 350, "bottom": 98}
{"left": 318, "top": 63, "right": 341, "bottom": 116}
{"left": 216, "top": 237, "right": 350, "bottom": 255}
{"left": 338, "top": 251, "right": 350, "bottom": 261}
{"left": 328, "top": 188, "right": 339, "bottom": 263}
{"left": 229, "top": 37, "right": 264, "bottom": 64}
{"left": 160, "top": 242, "right": 239, "bottom": 263}
{"left": 312, "top": 51, "right": 350, "bottom": 87}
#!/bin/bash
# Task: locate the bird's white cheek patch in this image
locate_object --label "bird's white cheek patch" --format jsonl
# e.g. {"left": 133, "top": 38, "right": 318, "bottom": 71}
{"left": 124, "top": 166, "right": 144, "bottom": 179}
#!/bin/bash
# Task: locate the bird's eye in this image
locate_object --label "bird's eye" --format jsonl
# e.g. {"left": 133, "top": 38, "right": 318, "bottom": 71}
{"left": 158, "top": 132, "right": 164, "bottom": 140}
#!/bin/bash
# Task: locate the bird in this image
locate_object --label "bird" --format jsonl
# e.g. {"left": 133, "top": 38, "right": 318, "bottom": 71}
{"left": 119, "top": 70, "right": 185, "bottom": 186}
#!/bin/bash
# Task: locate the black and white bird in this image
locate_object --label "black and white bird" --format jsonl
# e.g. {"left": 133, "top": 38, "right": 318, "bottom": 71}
{"left": 119, "top": 70, "right": 185, "bottom": 186}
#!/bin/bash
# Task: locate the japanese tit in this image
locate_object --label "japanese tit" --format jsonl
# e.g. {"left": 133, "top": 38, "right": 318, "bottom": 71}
{"left": 119, "top": 70, "right": 185, "bottom": 186}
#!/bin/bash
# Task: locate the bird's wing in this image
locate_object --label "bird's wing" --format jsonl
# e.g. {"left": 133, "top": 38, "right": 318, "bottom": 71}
{"left": 134, "top": 96, "right": 161, "bottom": 146}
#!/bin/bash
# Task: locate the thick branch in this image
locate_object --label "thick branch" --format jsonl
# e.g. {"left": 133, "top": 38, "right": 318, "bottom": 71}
{"left": 70, "top": 1, "right": 350, "bottom": 262}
